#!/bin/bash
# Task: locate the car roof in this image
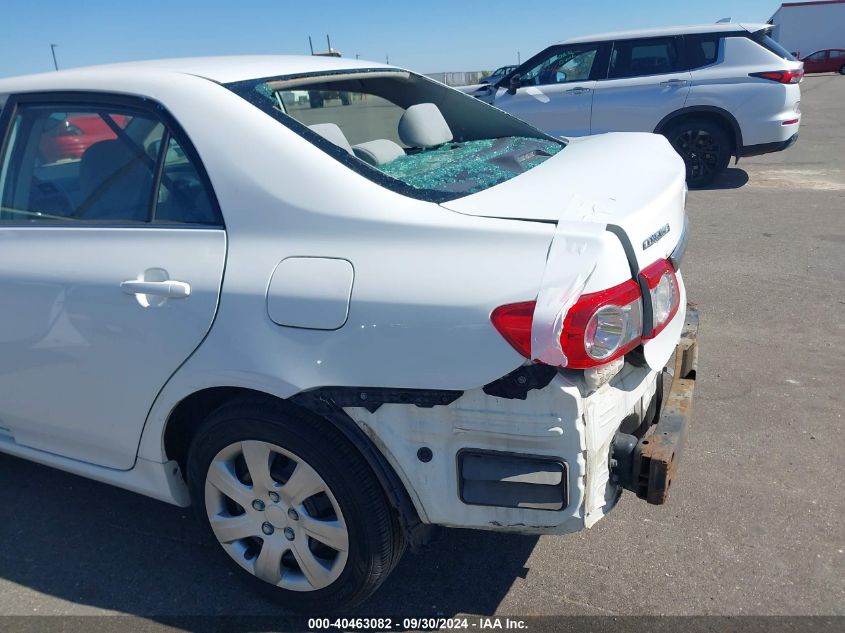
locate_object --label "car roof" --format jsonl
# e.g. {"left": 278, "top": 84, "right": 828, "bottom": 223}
{"left": 0, "top": 55, "right": 397, "bottom": 90}
{"left": 559, "top": 22, "right": 770, "bottom": 44}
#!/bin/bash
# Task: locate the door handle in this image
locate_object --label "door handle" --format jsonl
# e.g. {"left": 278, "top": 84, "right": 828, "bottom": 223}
{"left": 566, "top": 87, "right": 592, "bottom": 94}
{"left": 121, "top": 279, "right": 191, "bottom": 299}
{"left": 660, "top": 79, "right": 689, "bottom": 87}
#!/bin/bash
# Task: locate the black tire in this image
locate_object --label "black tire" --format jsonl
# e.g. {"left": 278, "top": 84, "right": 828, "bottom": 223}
{"left": 187, "top": 396, "right": 404, "bottom": 612}
{"left": 839, "top": 64, "right": 845, "bottom": 76}
{"left": 663, "top": 118, "right": 732, "bottom": 188}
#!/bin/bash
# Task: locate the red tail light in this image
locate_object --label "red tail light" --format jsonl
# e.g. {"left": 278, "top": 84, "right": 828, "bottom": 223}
{"left": 490, "top": 301, "right": 535, "bottom": 359}
{"left": 560, "top": 280, "right": 642, "bottom": 368}
{"left": 491, "top": 259, "right": 680, "bottom": 369}
{"left": 491, "top": 280, "right": 643, "bottom": 369}
{"left": 639, "top": 259, "right": 680, "bottom": 339}
{"left": 750, "top": 69, "right": 803, "bottom": 84}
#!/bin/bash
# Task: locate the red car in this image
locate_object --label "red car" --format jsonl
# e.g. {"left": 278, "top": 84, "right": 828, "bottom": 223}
{"left": 39, "top": 113, "right": 128, "bottom": 164}
{"left": 800, "top": 48, "right": 845, "bottom": 74}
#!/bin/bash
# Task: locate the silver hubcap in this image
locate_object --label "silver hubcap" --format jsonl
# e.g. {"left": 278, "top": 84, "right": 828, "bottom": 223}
{"left": 204, "top": 440, "right": 349, "bottom": 592}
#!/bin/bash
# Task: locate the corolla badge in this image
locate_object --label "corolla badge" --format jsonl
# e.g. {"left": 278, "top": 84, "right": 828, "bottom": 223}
{"left": 643, "top": 224, "right": 670, "bottom": 250}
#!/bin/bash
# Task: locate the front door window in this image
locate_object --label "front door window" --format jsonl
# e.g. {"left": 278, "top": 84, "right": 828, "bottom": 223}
{"left": 520, "top": 46, "right": 600, "bottom": 86}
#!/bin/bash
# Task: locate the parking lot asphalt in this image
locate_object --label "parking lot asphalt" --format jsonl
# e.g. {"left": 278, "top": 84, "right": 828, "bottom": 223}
{"left": 0, "top": 74, "right": 843, "bottom": 621}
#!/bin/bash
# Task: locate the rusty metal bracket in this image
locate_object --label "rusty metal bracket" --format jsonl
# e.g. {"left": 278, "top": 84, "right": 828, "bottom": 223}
{"left": 633, "top": 304, "right": 698, "bottom": 504}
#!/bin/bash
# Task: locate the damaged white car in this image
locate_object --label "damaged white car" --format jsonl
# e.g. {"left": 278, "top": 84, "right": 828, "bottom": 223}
{"left": 0, "top": 56, "right": 698, "bottom": 610}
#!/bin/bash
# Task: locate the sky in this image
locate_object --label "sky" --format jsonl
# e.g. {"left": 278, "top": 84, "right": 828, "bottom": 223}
{"left": 0, "top": 0, "right": 782, "bottom": 78}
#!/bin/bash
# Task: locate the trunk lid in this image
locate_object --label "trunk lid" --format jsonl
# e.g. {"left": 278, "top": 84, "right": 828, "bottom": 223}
{"left": 441, "top": 131, "right": 687, "bottom": 272}
{"left": 442, "top": 132, "right": 688, "bottom": 371}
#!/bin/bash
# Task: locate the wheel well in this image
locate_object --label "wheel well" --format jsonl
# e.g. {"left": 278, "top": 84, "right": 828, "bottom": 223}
{"left": 656, "top": 109, "right": 740, "bottom": 157}
{"left": 162, "top": 386, "right": 432, "bottom": 548}
{"left": 163, "top": 386, "right": 257, "bottom": 475}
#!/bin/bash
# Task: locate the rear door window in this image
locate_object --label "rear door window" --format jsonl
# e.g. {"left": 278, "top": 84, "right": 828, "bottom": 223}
{"left": 0, "top": 101, "right": 221, "bottom": 225}
{"left": 686, "top": 35, "right": 722, "bottom": 69}
{"left": 152, "top": 135, "right": 220, "bottom": 224}
{"left": 608, "top": 36, "right": 685, "bottom": 79}
{"left": 0, "top": 107, "right": 161, "bottom": 223}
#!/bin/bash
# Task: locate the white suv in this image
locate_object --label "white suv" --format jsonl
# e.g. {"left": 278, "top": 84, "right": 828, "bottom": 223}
{"left": 0, "top": 56, "right": 698, "bottom": 610}
{"left": 466, "top": 23, "right": 803, "bottom": 187}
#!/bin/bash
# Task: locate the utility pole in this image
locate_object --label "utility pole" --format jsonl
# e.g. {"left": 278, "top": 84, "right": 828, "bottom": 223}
{"left": 308, "top": 35, "right": 314, "bottom": 55}
{"left": 386, "top": 54, "right": 389, "bottom": 64}
{"left": 50, "top": 44, "right": 59, "bottom": 71}
{"left": 517, "top": 51, "right": 521, "bottom": 65}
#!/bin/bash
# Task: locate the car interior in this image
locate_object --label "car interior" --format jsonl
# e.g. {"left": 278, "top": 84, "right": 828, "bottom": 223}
{"left": 232, "top": 71, "right": 565, "bottom": 196}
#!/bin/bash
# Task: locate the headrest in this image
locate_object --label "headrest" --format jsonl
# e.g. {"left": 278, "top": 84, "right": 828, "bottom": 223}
{"left": 78, "top": 140, "right": 151, "bottom": 220}
{"left": 308, "top": 123, "right": 354, "bottom": 155}
{"left": 398, "top": 103, "right": 453, "bottom": 148}
{"left": 352, "top": 139, "right": 405, "bottom": 166}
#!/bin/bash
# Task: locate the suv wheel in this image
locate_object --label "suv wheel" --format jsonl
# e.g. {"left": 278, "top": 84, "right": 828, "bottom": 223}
{"left": 663, "top": 119, "right": 731, "bottom": 188}
{"left": 187, "top": 398, "right": 404, "bottom": 611}
{"left": 839, "top": 64, "right": 845, "bottom": 75}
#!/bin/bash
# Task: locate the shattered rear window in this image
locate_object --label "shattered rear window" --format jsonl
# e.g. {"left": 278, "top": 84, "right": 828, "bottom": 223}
{"left": 226, "top": 69, "right": 564, "bottom": 202}
{"left": 378, "top": 137, "right": 562, "bottom": 194}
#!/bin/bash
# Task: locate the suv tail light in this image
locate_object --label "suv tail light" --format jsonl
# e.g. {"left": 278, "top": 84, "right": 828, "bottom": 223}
{"left": 639, "top": 259, "right": 680, "bottom": 339}
{"left": 750, "top": 69, "right": 803, "bottom": 84}
{"left": 491, "top": 259, "right": 680, "bottom": 369}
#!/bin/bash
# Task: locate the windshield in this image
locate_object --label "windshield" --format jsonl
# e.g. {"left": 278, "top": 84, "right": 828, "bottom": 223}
{"left": 226, "top": 69, "right": 563, "bottom": 201}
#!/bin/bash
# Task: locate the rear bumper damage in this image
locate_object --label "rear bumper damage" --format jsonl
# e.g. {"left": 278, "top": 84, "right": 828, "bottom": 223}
{"left": 345, "top": 305, "right": 699, "bottom": 535}
{"left": 611, "top": 304, "right": 699, "bottom": 505}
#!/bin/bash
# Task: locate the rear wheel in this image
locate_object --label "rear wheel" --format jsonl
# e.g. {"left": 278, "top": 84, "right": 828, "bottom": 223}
{"left": 839, "top": 64, "right": 845, "bottom": 75}
{"left": 663, "top": 119, "right": 731, "bottom": 188}
{"left": 187, "top": 397, "right": 404, "bottom": 611}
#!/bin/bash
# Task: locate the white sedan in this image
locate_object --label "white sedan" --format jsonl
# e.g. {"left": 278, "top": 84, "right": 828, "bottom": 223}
{"left": 0, "top": 55, "right": 698, "bottom": 610}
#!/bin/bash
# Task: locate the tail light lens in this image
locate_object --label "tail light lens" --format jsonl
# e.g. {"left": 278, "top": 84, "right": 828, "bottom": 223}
{"left": 639, "top": 259, "right": 680, "bottom": 339}
{"left": 561, "top": 281, "right": 642, "bottom": 368}
{"left": 750, "top": 69, "right": 803, "bottom": 84}
{"left": 490, "top": 301, "right": 534, "bottom": 359}
{"left": 491, "top": 259, "right": 679, "bottom": 368}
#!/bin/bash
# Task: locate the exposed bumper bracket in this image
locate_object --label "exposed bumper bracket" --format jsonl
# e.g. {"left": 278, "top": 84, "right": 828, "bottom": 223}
{"left": 612, "top": 304, "right": 698, "bottom": 504}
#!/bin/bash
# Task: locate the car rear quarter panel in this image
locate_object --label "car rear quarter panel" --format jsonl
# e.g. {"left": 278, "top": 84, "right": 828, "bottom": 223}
{"left": 686, "top": 35, "right": 802, "bottom": 146}
{"left": 123, "top": 73, "right": 570, "bottom": 462}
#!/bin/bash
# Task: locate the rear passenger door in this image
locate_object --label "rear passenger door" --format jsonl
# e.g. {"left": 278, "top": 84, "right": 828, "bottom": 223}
{"left": 0, "top": 94, "right": 226, "bottom": 470}
{"left": 590, "top": 36, "right": 691, "bottom": 134}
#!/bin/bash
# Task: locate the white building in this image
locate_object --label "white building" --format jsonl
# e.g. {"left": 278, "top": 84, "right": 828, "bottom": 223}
{"left": 768, "top": 0, "right": 845, "bottom": 57}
